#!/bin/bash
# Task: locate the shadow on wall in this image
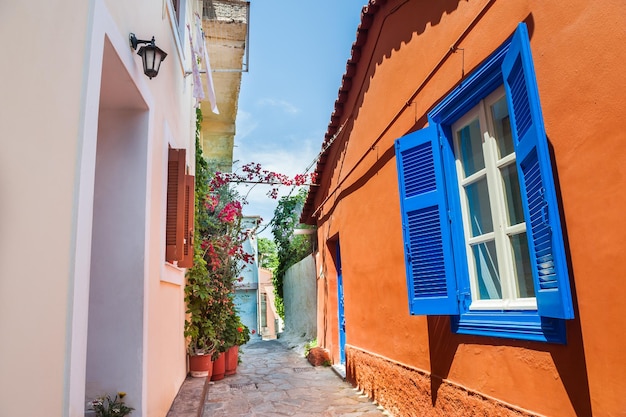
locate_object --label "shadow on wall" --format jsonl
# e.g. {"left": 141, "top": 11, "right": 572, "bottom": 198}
{"left": 344, "top": 0, "right": 466, "bottom": 131}
{"left": 427, "top": 135, "right": 591, "bottom": 415}
{"left": 427, "top": 312, "right": 591, "bottom": 416}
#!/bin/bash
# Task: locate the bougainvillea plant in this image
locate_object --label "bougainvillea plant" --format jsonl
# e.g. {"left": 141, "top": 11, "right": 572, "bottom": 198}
{"left": 185, "top": 109, "right": 317, "bottom": 358}
{"left": 185, "top": 141, "right": 256, "bottom": 356}
{"left": 210, "top": 162, "right": 317, "bottom": 200}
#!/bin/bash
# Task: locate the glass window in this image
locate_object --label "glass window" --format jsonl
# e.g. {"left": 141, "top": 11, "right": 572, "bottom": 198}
{"left": 473, "top": 241, "right": 501, "bottom": 300}
{"left": 458, "top": 119, "right": 485, "bottom": 177}
{"left": 492, "top": 96, "right": 514, "bottom": 157}
{"left": 453, "top": 88, "right": 535, "bottom": 310}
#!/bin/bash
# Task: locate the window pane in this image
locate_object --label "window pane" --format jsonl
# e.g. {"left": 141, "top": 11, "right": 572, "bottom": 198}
{"left": 510, "top": 233, "right": 535, "bottom": 298}
{"left": 457, "top": 119, "right": 484, "bottom": 177}
{"left": 472, "top": 240, "right": 502, "bottom": 300}
{"left": 501, "top": 163, "right": 525, "bottom": 225}
{"left": 491, "top": 97, "right": 514, "bottom": 157}
{"left": 465, "top": 177, "right": 493, "bottom": 236}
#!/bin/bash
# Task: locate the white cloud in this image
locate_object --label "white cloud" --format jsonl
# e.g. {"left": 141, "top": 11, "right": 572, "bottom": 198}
{"left": 257, "top": 98, "right": 300, "bottom": 115}
{"left": 234, "top": 110, "right": 258, "bottom": 141}
{"left": 233, "top": 134, "right": 321, "bottom": 239}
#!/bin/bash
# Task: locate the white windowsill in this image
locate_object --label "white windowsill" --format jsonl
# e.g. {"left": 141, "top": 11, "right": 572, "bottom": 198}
{"left": 162, "top": 261, "right": 185, "bottom": 285}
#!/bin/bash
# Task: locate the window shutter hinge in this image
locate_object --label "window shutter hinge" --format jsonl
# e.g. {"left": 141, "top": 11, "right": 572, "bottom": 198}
{"left": 447, "top": 210, "right": 452, "bottom": 223}
{"left": 457, "top": 291, "right": 471, "bottom": 309}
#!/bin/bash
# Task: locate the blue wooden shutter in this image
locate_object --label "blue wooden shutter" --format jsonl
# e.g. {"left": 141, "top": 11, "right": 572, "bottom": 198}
{"left": 395, "top": 125, "right": 459, "bottom": 315}
{"left": 502, "top": 23, "right": 574, "bottom": 319}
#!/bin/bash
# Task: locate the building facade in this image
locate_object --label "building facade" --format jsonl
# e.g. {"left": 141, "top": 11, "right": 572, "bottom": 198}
{"left": 259, "top": 267, "right": 282, "bottom": 339}
{"left": 234, "top": 216, "right": 261, "bottom": 338}
{"left": 302, "top": 1, "right": 626, "bottom": 416}
{"left": 0, "top": 1, "right": 245, "bottom": 416}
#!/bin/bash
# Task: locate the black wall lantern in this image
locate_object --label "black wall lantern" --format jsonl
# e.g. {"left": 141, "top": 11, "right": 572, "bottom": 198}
{"left": 129, "top": 33, "right": 167, "bottom": 79}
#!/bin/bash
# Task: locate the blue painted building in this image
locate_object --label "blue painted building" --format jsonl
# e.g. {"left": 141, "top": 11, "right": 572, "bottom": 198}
{"left": 234, "top": 216, "right": 261, "bottom": 338}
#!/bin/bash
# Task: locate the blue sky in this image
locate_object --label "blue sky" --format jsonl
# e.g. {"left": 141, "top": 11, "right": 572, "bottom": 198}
{"left": 233, "top": 0, "right": 367, "bottom": 238}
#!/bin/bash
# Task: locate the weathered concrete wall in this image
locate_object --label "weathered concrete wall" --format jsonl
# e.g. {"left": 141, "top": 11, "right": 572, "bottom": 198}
{"left": 283, "top": 254, "right": 317, "bottom": 339}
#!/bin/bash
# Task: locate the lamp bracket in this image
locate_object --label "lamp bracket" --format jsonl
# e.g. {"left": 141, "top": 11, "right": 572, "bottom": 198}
{"left": 129, "top": 33, "right": 155, "bottom": 50}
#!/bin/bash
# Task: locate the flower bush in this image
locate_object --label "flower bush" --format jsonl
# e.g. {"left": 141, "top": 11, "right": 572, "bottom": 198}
{"left": 185, "top": 109, "right": 255, "bottom": 358}
{"left": 88, "top": 392, "right": 134, "bottom": 417}
{"left": 185, "top": 108, "right": 315, "bottom": 359}
{"left": 223, "top": 311, "right": 251, "bottom": 348}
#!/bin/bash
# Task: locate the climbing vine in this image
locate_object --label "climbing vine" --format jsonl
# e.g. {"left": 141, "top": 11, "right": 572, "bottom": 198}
{"left": 270, "top": 189, "right": 315, "bottom": 318}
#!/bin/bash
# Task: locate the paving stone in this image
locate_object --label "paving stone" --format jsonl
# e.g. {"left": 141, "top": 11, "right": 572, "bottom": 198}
{"left": 202, "top": 339, "right": 386, "bottom": 416}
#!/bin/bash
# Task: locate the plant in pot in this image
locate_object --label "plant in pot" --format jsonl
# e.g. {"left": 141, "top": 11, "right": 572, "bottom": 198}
{"left": 88, "top": 392, "right": 134, "bottom": 417}
{"left": 200, "top": 177, "right": 257, "bottom": 379}
{"left": 185, "top": 111, "right": 257, "bottom": 379}
{"left": 223, "top": 310, "right": 250, "bottom": 375}
{"left": 184, "top": 252, "right": 218, "bottom": 377}
{"left": 194, "top": 192, "right": 247, "bottom": 381}
{"left": 184, "top": 118, "right": 218, "bottom": 378}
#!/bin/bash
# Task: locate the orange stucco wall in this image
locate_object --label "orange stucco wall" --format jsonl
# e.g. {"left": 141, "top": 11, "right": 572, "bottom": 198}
{"left": 311, "top": 1, "right": 626, "bottom": 416}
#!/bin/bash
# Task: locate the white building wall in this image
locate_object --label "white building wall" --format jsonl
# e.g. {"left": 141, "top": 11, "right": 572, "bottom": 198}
{"left": 0, "top": 0, "right": 201, "bottom": 416}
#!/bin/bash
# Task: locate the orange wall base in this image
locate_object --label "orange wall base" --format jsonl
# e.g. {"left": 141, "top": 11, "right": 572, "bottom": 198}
{"left": 346, "top": 346, "right": 536, "bottom": 417}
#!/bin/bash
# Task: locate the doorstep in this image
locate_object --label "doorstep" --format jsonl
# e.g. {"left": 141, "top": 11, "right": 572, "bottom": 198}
{"left": 166, "top": 376, "right": 208, "bottom": 417}
{"left": 331, "top": 363, "right": 347, "bottom": 381}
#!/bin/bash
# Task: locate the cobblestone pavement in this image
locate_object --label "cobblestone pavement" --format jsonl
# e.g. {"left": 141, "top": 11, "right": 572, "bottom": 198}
{"left": 203, "top": 339, "right": 387, "bottom": 417}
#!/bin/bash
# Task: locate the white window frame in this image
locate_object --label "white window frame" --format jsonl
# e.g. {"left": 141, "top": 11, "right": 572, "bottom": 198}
{"left": 165, "top": 0, "right": 187, "bottom": 64}
{"left": 452, "top": 86, "right": 537, "bottom": 311}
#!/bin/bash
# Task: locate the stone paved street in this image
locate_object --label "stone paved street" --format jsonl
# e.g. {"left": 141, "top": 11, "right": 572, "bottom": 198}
{"left": 203, "top": 339, "right": 387, "bottom": 417}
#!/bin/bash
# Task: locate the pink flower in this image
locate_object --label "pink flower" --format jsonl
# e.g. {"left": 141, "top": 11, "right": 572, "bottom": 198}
{"left": 218, "top": 201, "right": 242, "bottom": 223}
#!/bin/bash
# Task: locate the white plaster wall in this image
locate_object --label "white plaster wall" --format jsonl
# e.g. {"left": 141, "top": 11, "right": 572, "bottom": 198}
{"left": 0, "top": 0, "right": 199, "bottom": 416}
{"left": 0, "top": 2, "right": 93, "bottom": 416}
{"left": 86, "top": 107, "right": 149, "bottom": 412}
{"left": 283, "top": 255, "right": 317, "bottom": 339}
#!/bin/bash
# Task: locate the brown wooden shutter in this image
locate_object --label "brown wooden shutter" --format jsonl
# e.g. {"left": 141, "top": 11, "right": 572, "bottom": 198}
{"left": 166, "top": 148, "right": 186, "bottom": 262}
{"left": 177, "top": 174, "right": 195, "bottom": 268}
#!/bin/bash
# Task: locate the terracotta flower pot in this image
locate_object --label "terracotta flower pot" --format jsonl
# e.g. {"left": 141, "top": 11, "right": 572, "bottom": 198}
{"left": 225, "top": 345, "right": 239, "bottom": 375}
{"left": 189, "top": 353, "right": 213, "bottom": 378}
{"left": 211, "top": 352, "right": 226, "bottom": 381}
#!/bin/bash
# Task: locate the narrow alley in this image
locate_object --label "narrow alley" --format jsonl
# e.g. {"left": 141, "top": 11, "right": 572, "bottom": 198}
{"left": 202, "top": 340, "right": 387, "bottom": 417}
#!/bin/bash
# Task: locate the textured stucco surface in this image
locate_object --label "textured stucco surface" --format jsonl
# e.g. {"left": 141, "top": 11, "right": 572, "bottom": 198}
{"left": 283, "top": 255, "right": 317, "bottom": 339}
{"left": 346, "top": 347, "right": 535, "bottom": 417}
{"left": 307, "top": 0, "right": 626, "bottom": 416}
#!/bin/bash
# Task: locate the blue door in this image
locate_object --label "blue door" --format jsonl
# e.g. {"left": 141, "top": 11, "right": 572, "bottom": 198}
{"left": 336, "top": 241, "right": 346, "bottom": 364}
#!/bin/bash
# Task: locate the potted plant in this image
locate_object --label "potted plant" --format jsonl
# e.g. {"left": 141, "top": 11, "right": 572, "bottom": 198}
{"left": 223, "top": 311, "right": 250, "bottom": 375}
{"left": 185, "top": 109, "right": 257, "bottom": 380}
{"left": 184, "top": 125, "right": 218, "bottom": 378}
{"left": 184, "top": 254, "right": 217, "bottom": 377}
{"left": 88, "top": 392, "right": 134, "bottom": 417}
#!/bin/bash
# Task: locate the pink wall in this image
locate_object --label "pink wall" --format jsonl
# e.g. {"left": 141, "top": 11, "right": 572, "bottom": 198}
{"left": 259, "top": 268, "right": 279, "bottom": 338}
